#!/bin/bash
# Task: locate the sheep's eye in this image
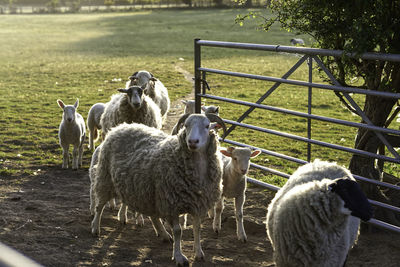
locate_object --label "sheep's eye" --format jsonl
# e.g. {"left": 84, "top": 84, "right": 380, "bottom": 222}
{"left": 205, "top": 124, "right": 209, "bottom": 129}
{"left": 233, "top": 157, "right": 237, "bottom": 161}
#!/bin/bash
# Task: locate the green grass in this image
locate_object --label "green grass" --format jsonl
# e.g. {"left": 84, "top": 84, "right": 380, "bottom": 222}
{"left": 0, "top": 9, "right": 397, "bottom": 186}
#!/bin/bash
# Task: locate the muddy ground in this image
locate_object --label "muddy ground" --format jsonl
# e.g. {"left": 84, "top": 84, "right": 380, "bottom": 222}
{"left": 1, "top": 91, "right": 400, "bottom": 266}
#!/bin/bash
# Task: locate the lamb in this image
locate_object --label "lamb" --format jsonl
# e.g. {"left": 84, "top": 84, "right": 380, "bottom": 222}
{"left": 290, "top": 38, "right": 305, "bottom": 46}
{"left": 57, "top": 99, "right": 86, "bottom": 170}
{"left": 126, "top": 70, "right": 170, "bottom": 120}
{"left": 181, "top": 99, "right": 219, "bottom": 116}
{"left": 87, "top": 103, "right": 105, "bottom": 152}
{"left": 212, "top": 146, "right": 261, "bottom": 242}
{"left": 100, "top": 85, "right": 162, "bottom": 139}
{"left": 266, "top": 160, "right": 373, "bottom": 267}
{"left": 91, "top": 113, "right": 226, "bottom": 266}
{"left": 171, "top": 100, "right": 220, "bottom": 135}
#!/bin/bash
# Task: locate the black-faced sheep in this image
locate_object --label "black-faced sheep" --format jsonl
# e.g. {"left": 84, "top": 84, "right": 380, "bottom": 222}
{"left": 91, "top": 113, "right": 226, "bottom": 267}
{"left": 266, "top": 160, "right": 373, "bottom": 267}
{"left": 57, "top": 99, "right": 86, "bottom": 170}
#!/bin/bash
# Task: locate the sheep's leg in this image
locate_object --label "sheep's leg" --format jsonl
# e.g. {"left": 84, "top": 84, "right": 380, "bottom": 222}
{"left": 78, "top": 140, "right": 84, "bottom": 167}
{"left": 234, "top": 194, "right": 247, "bottom": 243}
{"left": 192, "top": 215, "right": 205, "bottom": 261}
{"left": 213, "top": 197, "right": 224, "bottom": 234}
{"left": 89, "top": 183, "right": 96, "bottom": 216}
{"left": 62, "top": 145, "right": 69, "bottom": 169}
{"left": 72, "top": 145, "right": 79, "bottom": 170}
{"left": 170, "top": 217, "right": 189, "bottom": 267}
{"left": 118, "top": 203, "right": 128, "bottom": 225}
{"left": 91, "top": 199, "right": 107, "bottom": 236}
{"left": 108, "top": 198, "right": 117, "bottom": 210}
{"left": 88, "top": 129, "right": 94, "bottom": 151}
{"left": 150, "top": 216, "right": 172, "bottom": 242}
{"left": 179, "top": 214, "right": 187, "bottom": 230}
{"left": 134, "top": 212, "right": 144, "bottom": 227}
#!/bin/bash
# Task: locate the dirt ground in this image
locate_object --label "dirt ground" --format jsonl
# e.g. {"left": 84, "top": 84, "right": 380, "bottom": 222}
{"left": 1, "top": 74, "right": 400, "bottom": 266}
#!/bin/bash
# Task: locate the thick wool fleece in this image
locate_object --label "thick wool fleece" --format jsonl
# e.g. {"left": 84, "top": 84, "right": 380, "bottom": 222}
{"left": 266, "top": 160, "right": 360, "bottom": 267}
{"left": 100, "top": 93, "right": 162, "bottom": 136}
{"left": 147, "top": 79, "right": 170, "bottom": 118}
{"left": 94, "top": 123, "right": 223, "bottom": 220}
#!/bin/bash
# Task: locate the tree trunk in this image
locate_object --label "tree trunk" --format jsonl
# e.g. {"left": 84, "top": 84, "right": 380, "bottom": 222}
{"left": 349, "top": 95, "right": 399, "bottom": 226}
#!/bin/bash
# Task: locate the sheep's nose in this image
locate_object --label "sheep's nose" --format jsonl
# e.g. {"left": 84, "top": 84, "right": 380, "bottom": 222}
{"left": 189, "top": 139, "right": 199, "bottom": 145}
{"left": 67, "top": 118, "right": 72, "bottom": 122}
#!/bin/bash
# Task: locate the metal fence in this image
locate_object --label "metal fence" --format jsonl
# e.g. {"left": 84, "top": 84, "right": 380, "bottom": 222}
{"left": 194, "top": 39, "right": 400, "bottom": 233}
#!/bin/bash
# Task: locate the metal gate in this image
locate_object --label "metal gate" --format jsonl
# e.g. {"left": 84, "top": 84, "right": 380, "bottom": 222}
{"left": 194, "top": 39, "right": 400, "bottom": 233}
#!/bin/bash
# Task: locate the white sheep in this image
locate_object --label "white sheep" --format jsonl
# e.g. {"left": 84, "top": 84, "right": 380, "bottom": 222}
{"left": 87, "top": 103, "right": 105, "bottom": 152}
{"left": 126, "top": 70, "right": 170, "bottom": 120}
{"left": 266, "top": 160, "right": 373, "bottom": 267}
{"left": 212, "top": 146, "right": 261, "bottom": 242}
{"left": 171, "top": 100, "right": 220, "bottom": 135}
{"left": 57, "top": 99, "right": 86, "bottom": 170}
{"left": 100, "top": 85, "right": 162, "bottom": 139}
{"left": 290, "top": 38, "right": 305, "bottom": 46}
{"left": 91, "top": 113, "right": 226, "bottom": 267}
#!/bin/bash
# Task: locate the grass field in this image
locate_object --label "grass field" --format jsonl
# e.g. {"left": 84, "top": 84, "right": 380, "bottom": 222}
{"left": 0, "top": 9, "right": 397, "bottom": 184}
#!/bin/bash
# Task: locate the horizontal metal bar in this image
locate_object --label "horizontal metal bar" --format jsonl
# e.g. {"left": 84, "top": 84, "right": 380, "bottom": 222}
{"left": 250, "top": 162, "right": 291, "bottom": 179}
{"left": 222, "top": 118, "right": 400, "bottom": 164}
{"left": 221, "top": 138, "right": 400, "bottom": 191}
{"left": 369, "top": 200, "right": 400, "bottom": 214}
{"left": 202, "top": 94, "right": 400, "bottom": 136}
{"left": 199, "top": 67, "right": 400, "bottom": 99}
{"left": 368, "top": 218, "right": 400, "bottom": 233}
{"left": 247, "top": 177, "right": 280, "bottom": 191}
{"left": 196, "top": 40, "right": 400, "bottom": 63}
{"left": 222, "top": 138, "right": 307, "bottom": 165}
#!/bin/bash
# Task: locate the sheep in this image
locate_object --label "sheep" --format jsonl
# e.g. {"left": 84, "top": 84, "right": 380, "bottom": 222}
{"left": 91, "top": 113, "right": 226, "bottom": 267}
{"left": 181, "top": 99, "right": 219, "bottom": 116}
{"left": 211, "top": 146, "right": 261, "bottom": 242}
{"left": 57, "top": 99, "right": 86, "bottom": 170}
{"left": 171, "top": 100, "right": 220, "bottom": 135}
{"left": 100, "top": 85, "right": 162, "bottom": 139}
{"left": 266, "top": 160, "right": 373, "bottom": 267}
{"left": 87, "top": 103, "right": 105, "bottom": 152}
{"left": 290, "top": 38, "right": 305, "bottom": 46}
{"left": 89, "top": 144, "right": 144, "bottom": 226}
{"left": 126, "top": 70, "right": 170, "bottom": 120}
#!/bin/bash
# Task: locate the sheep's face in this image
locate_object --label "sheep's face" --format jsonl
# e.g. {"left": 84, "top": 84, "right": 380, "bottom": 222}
{"left": 128, "top": 70, "right": 153, "bottom": 88}
{"left": 182, "top": 100, "right": 196, "bottom": 114}
{"left": 202, "top": 105, "right": 220, "bottom": 116}
{"left": 184, "top": 114, "right": 218, "bottom": 152}
{"left": 57, "top": 99, "right": 78, "bottom": 123}
{"left": 118, "top": 86, "right": 145, "bottom": 110}
{"left": 221, "top": 147, "right": 261, "bottom": 175}
{"left": 329, "top": 178, "right": 373, "bottom": 222}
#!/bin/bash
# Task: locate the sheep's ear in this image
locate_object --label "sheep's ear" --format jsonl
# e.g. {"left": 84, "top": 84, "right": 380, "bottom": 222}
{"left": 74, "top": 99, "right": 79, "bottom": 109}
{"left": 149, "top": 72, "right": 154, "bottom": 77}
{"left": 220, "top": 149, "right": 232, "bottom": 157}
{"left": 227, "top": 146, "right": 235, "bottom": 153}
{"left": 118, "top": 88, "right": 130, "bottom": 94}
{"left": 201, "top": 106, "right": 206, "bottom": 112}
{"left": 57, "top": 99, "right": 65, "bottom": 109}
{"left": 181, "top": 100, "right": 187, "bottom": 105}
{"left": 251, "top": 150, "right": 261, "bottom": 158}
{"left": 149, "top": 77, "right": 157, "bottom": 82}
{"left": 215, "top": 107, "right": 220, "bottom": 113}
{"left": 210, "top": 122, "right": 222, "bottom": 131}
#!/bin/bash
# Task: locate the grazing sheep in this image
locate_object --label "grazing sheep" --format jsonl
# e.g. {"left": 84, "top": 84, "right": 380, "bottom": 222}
{"left": 127, "top": 70, "right": 170, "bottom": 119}
{"left": 91, "top": 113, "right": 226, "bottom": 266}
{"left": 266, "top": 160, "right": 373, "bottom": 267}
{"left": 212, "top": 146, "right": 261, "bottom": 242}
{"left": 171, "top": 100, "right": 220, "bottom": 135}
{"left": 100, "top": 85, "right": 162, "bottom": 139}
{"left": 87, "top": 103, "right": 105, "bottom": 152}
{"left": 57, "top": 99, "right": 86, "bottom": 170}
{"left": 290, "top": 38, "right": 305, "bottom": 46}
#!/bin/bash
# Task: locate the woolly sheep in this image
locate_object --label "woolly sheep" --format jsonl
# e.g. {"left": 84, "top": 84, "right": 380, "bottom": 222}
{"left": 290, "top": 38, "right": 305, "bottom": 46}
{"left": 126, "top": 70, "right": 170, "bottom": 120}
{"left": 266, "top": 160, "right": 373, "bottom": 267}
{"left": 57, "top": 99, "right": 86, "bottom": 170}
{"left": 171, "top": 100, "right": 220, "bottom": 135}
{"left": 89, "top": 144, "right": 144, "bottom": 226}
{"left": 87, "top": 103, "right": 105, "bottom": 152}
{"left": 91, "top": 113, "right": 226, "bottom": 266}
{"left": 100, "top": 85, "right": 162, "bottom": 139}
{"left": 212, "top": 146, "right": 261, "bottom": 242}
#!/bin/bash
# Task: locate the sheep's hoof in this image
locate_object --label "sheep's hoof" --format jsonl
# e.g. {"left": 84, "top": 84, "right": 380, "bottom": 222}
{"left": 173, "top": 257, "right": 189, "bottom": 267}
{"left": 194, "top": 253, "right": 205, "bottom": 262}
{"left": 238, "top": 235, "right": 247, "bottom": 243}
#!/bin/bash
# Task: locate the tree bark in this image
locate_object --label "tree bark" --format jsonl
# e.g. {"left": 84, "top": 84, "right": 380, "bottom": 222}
{"left": 349, "top": 95, "right": 399, "bottom": 226}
